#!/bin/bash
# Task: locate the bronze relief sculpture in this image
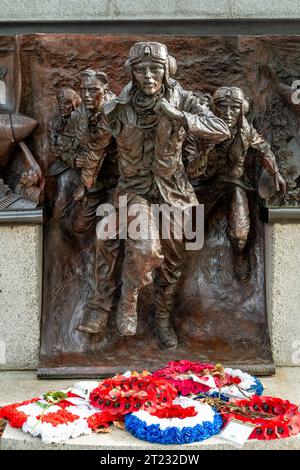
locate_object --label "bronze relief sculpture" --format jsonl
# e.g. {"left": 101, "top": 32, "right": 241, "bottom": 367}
{"left": 185, "top": 86, "right": 286, "bottom": 282}
{"left": 76, "top": 42, "right": 230, "bottom": 349}
{"left": 2, "top": 33, "right": 298, "bottom": 376}
{"left": 48, "top": 70, "right": 115, "bottom": 234}
{"left": 0, "top": 37, "right": 43, "bottom": 210}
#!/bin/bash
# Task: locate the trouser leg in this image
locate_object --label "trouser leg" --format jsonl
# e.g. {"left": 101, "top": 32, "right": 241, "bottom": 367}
{"left": 227, "top": 186, "right": 251, "bottom": 282}
{"left": 72, "top": 189, "right": 105, "bottom": 235}
{"left": 116, "top": 197, "right": 163, "bottom": 336}
{"left": 154, "top": 209, "right": 185, "bottom": 348}
{"left": 89, "top": 238, "right": 121, "bottom": 313}
{"left": 52, "top": 169, "right": 80, "bottom": 232}
{"left": 76, "top": 210, "right": 121, "bottom": 335}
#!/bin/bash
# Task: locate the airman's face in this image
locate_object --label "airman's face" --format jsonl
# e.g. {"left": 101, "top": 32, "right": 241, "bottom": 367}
{"left": 80, "top": 77, "right": 106, "bottom": 111}
{"left": 132, "top": 61, "right": 165, "bottom": 96}
{"left": 58, "top": 95, "right": 75, "bottom": 118}
{"left": 214, "top": 98, "right": 242, "bottom": 129}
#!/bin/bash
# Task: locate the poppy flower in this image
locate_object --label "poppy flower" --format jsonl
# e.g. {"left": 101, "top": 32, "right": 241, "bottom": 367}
{"left": 108, "top": 388, "right": 122, "bottom": 400}
{"left": 132, "top": 399, "right": 143, "bottom": 413}
{"left": 247, "top": 396, "right": 263, "bottom": 412}
{"left": 288, "top": 415, "right": 300, "bottom": 435}
{"left": 142, "top": 400, "right": 159, "bottom": 414}
{"left": 87, "top": 411, "right": 113, "bottom": 429}
{"left": 273, "top": 403, "right": 286, "bottom": 415}
{"left": 251, "top": 426, "right": 265, "bottom": 440}
{"left": 101, "top": 398, "right": 114, "bottom": 412}
{"left": 275, "top": 423, "right": 290, "bottom": 438}
{"left": 264, "top": 423, "right": 277, "bottom": 440}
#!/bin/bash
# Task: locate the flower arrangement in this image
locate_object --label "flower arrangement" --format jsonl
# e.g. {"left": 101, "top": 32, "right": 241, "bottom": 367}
{"left": 125, "top": 396, "right": 223, "bottom": 444}
{"left": 0, "top": 363, "right": 298, "bottom": 446}
{"left": 153, "top": 360, "right": 263, "bottom": 399}
{"left": 89, "top": 372, "right": 178, "bottom": 419}
{"left": 221, "top": 395, "right": 300, "bottom": 440}
{"left": 153, "top": 360, "right": 215, "bottom": 395}
{"left": 0, "top": 389, "right": 115, "bottom": 443}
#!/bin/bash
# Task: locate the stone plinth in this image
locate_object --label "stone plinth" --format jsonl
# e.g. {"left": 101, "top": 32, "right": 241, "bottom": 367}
{"left": 0, "top": 216, "right": 42, "bottom": 370}
{"left": 1, "top": 217, "right": 300, "bottom": 369}
{"left": 2, "top": 425, "right": 300, "bottom": 450}
{"left": 265, "top": 223, "right": 300, "bottom": 367}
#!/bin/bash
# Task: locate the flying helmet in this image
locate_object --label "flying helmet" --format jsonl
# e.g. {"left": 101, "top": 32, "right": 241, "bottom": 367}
{"left": 212, "top": 86, "right": 249, "bottom": 115}
{"left": 124, "top": 42, "right": 177, "bottom": 85}
{"left": 79, "top": 69, "right": 109, "bottom": 87}
{"left": 57, "top": 87, "right": 81, "bottom": 105}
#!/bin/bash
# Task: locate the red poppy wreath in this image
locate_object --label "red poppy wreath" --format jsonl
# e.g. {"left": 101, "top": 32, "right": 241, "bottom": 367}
{"left": 89, "top": 373, "right": 178, "bottom": 419}
{"left": 221, "top": 395, "right": 300, "bottom": 440}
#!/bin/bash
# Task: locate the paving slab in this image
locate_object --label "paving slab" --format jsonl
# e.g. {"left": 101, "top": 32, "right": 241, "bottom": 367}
{"left": 1, "top": 424, "right": 300, "bottom": 450}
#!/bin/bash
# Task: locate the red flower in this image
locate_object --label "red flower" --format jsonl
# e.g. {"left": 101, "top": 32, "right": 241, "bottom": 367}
{"left": 1, "top": 407, "right": 28, "bottom": 428}
{"left": 275, "top": 423, "right": 290, "bottom": 438}
{"left": 264, "top": 422, "right": 277, "bottom": 440}
{"left": 224, "top": 395, "right": 300, "bottom": 441}
{"left": 288, "top": 415, "right": 300, "bottom": 436}
{"left": 250, "top": 426, "right": 265, "bottom": 440}
{"left": 247, "top": 396, "right": 263, "bottom": 413}
{"left": 151, "top": 405, "right": 197, "bottom": 419}
{"left": 143, "top": 400, "right": 158, "bottom": 414}
{"left": 273, "top": 403, "right": 287, "bottom": 415}
{"left": 0, "top": 398, "right": 40, "bottom": 428}
{"left": 87, "top": 412, "right": 114, "bottom": 429}
{"left": 131, "top": 397, "right": 143, "bottom": 413}
{"left": 89, "top": 373, "right": 177, "bottom": 420}
{"left": 228, "top": 376, "right": 242, "bottom": 385}
{"left": 37, "top": 409, "right": 79, "bottom": 427}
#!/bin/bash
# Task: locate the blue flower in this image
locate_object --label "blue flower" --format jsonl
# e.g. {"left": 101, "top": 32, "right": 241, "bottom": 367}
{"left": 137, "top": 423, "right": 148, "bottom": 440}
{"left": 163, "top": 427, "right": 184, "bottom": 444}
{"left": 193, "top": 425, "right": 206, "bottom": 441}
{"left": 249, "top": 377, "right": 264, "bottom": 396}
{"left": 181, "top": 427, "right": 195, "bottom": 443}
{"left": 147, "top": 424, "right": 162, "bottom": 443}
{"left": 125, "top": 407, "right": 223, "bottom": 445}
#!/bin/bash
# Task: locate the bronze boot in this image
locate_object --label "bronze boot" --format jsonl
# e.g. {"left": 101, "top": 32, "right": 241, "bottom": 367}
{"left": 157, "top": 323, "right": 178, "bottom": 349}
{"left": 76, "top": 306, "right": 108, "bottom": 335}
{"left": 233, "top": 251, "right": 251, "bottom": 283}
{"left": 155, "top": 283, "right": 178, "bottom": 349}
{"left": 116, "top": 284, "right": 139, "bottom": 336}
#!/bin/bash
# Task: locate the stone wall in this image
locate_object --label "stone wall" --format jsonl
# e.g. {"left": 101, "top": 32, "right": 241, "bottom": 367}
{"left": 0, "top": 225, "right": 42, "bottom": 370}
{"left": 0, "top": 0, "right": 300, "bottom": 21}
{"left": 266, "top": 224, "right": 300, "bottom": 367}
